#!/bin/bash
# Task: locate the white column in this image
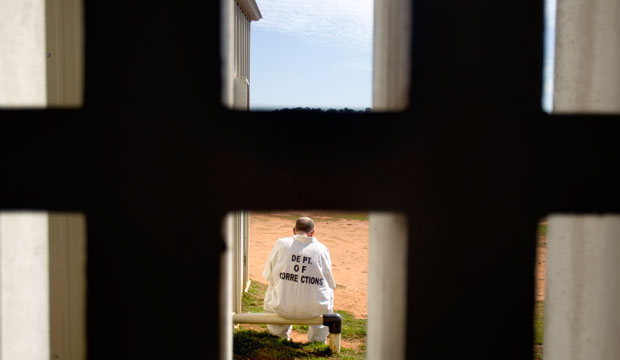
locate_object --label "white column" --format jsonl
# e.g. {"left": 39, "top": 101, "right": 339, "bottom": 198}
{"left": 371, "top": 0, "right": 411, "bottom": 352}
{"left": 368, "top": 213, "right": 408, "bottom": 360}
{"left": 221, "top": 214, "right": 234, "bottom": 360}
{"left": 373, "top": 0, "right": 411, "bottom": 111}
{"left": 0, "top": 0, "right": 47, "bottom": 107}
{"left": 0, "top": 213, "right": 50, "bottom": 360}
{"left": 221, "top": 0, "right": 235, "bottom": 108}
{"left": 552, "top": 0, "right": 620, "bottom": 112}
{"left": 544, "top": 215, "right": 620, "bottom": 360}
{"left": 242, "top": 211, "right": 250, "bottom": 292}
{"left": 230, "top": 212, "right": 244, "bottom": 314}
{"left": 233, "top": 76, "right": 249, "bottom": 110}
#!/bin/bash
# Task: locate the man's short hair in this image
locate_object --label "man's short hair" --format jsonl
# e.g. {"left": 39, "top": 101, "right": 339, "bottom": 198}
{"left": 295, "top": 217, "right": 315, "bottom": 234}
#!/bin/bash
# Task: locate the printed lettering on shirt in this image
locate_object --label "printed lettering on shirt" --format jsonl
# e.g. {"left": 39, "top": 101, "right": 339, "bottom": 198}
{"left": 278, "top": 253, "right": 322, "bottom": 286}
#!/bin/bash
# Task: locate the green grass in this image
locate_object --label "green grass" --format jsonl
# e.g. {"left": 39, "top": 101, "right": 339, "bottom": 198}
{"left": 336, "top": 310, "right": 366, "bottom": 340}
{"left": 293, "top": 323, "right": 309, "bottom": 332}
{"left": 537, "top": 223, "right": 547, "bottom": 237}
{"left": 234, "top": 330, "right": 365, "bottom": 360}
{"left": 292, "top": 311, "right": 366, "bottom": 341}
{"left": 236, "top": 280, "right": 367, "bottom": 359}
{"left": 241, "top": 281, "right": 268, "bottom": 329}
{"left": 534, "top": 301, "right": 544, "bottom": 345}
{"left": 335, "top": 346, "right": 366, "bottom": 360}
{"left": 246, "top": 282, "right": 366, "bottom": 341}
{"left": 534, "top": 345, "right": 543, "bottom": 360}
{"left": 537, "top": 221, "right": 547, "bottom": 247}
{"left": 242, "top": 281, "right": 267, "bottom": 313}
{"left": 533, "top": 300, "right": 544, "bottom": 360}
{"left": 234, "top": 330, "right": 331, "bottom": 359}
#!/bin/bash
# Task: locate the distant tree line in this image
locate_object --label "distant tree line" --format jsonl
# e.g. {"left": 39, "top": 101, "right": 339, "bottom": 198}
{"left": 273, "top": 107, "right": 372, "bottom": 113}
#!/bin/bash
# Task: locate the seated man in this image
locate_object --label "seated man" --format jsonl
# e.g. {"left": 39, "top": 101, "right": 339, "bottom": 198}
{"left": 262, "top": 217, "right": 336, "bottom": 342}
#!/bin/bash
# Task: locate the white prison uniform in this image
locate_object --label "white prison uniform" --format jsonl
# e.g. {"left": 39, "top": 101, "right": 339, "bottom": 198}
{"left": 263, "top": 235, "right": 336, "bottom": 342}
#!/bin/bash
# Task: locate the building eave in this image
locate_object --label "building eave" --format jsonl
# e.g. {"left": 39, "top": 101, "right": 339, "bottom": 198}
{"left": 236, "top": 0, "right": 262, "bottom": 21}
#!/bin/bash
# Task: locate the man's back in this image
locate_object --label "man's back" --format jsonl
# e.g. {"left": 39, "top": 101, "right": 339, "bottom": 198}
{"left": 263, "top": 234, "right": 336, "bottom": 319}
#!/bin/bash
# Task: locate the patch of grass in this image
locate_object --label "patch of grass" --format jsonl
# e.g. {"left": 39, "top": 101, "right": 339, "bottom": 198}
{"left": 537, "top": 220, "right": 547, "bottom": 247}
{"left": 236, "top": 281, "right": 367, "bottom": 359}
{"left": 293, "top": 324, "right": 309, "bottom": 333}
{"left": 336, "top": 310, "right": 367, "bottom": 341}
{"left": 533, "top": 299, "right": 545, "bottom": 359}
{"left": 242, "top": 281, "right": 267, "bottom": 313}
{"left": 233, "top": 329, "right": 366, "bottom": 360}
{"left": 534, "top": 300, "right": 544, "bottom": 345}
{"left": 241, "top": 281, "right": 268, "bottom": 329}
{"left": 293, "top": 310, "right": 367, "bottom": 340}
{"left": 301, "top": 341, "right": 332, "bottom": 356}
{"left": 293, "top": 311, "right": 367, "bottom": 341}
{"left": 537, "top": 223, "right": 547, "bottom": 237}
{"left": 334, "top": 347, "right": 366, "bottom": 360}
{"left": 241, "top": 281, "right": 367, "bottom": 341}
{"left": 234, "top": 329, "right": 331, "bottom": 359}
{"left": 533, "top": 345, "right": 543, "bottom": 360}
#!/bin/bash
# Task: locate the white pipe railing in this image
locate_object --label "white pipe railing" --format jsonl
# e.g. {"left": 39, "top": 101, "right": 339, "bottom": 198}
{"left": 233, "top": 312, "right": 342, "bottom": 353}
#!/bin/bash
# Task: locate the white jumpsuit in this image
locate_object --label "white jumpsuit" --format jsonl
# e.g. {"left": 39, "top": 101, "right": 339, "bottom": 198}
{"left": 263, "top": 234, "right": 336, "bottom": 342}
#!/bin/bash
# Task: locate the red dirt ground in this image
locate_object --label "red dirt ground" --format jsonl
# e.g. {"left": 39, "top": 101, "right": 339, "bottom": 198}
{"left": 247, "top": 212, "right": 547, "bottom": 349}
{"left": 535, "top": 227, "right": 547, "bottom": 301}
{"left": 249, "top": 212, "right": 548, "bottom": 312}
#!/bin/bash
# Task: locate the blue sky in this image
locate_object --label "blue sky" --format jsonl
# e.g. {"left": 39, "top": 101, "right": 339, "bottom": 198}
{"left": 250, "top": 0, "right": 373, "bottom": 110}
{"left": 542, "top": 0, "right": 556, "bottom": 113}
{"left": 249, "top": 0, "right": 556, "bottom": 112}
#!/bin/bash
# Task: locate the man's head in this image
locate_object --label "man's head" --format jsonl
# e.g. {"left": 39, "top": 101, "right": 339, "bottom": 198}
{"left": 294, "top": 217, "right": 315, "bottom": 236}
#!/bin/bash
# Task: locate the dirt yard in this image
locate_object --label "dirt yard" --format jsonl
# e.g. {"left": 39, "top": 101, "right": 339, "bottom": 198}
{"left": 248, "top": 212, "right": 547, "bottom": 315}
{"left": 249, "top": 211, "right": 369, "bottom": 318}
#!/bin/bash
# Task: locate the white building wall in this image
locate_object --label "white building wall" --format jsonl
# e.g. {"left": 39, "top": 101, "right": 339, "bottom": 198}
{"left": 545, "top": 216, "right": 620, "bottom": 360}
{"left": 220, "top": 0, "right": 235, "bottom": 108}
{"left": 0, "top": 0, "right": 83, "bottom": 107}
{"left": 0, "top": 212, "right": 86, "bottom": 360}
{"left": 0, "top": 1, "right": 86, "bottom": 355}
{"left": 233, "top": 2, "right": 251, "bottom": 110}
{"left": 0, "top": 213, "right": 50, "bottom": 360}
{"left": 0, "top": 0, "right": 47, "bottom": 107}
{"left": 223, "top": 0, "right": 259, "bottom": 110}
{"left": 545, "top": 0, "right": 620, "bottom": 357}
{"left": 552, "top": 0, "right": 620, "bottom": 113}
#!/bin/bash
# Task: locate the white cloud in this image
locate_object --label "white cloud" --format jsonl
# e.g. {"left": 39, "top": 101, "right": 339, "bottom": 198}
{"left": 254, "top": 0, "right": 374, "bottom": 53}
{"left": 344, "top": 61, "right": 372, "bottom": 72}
